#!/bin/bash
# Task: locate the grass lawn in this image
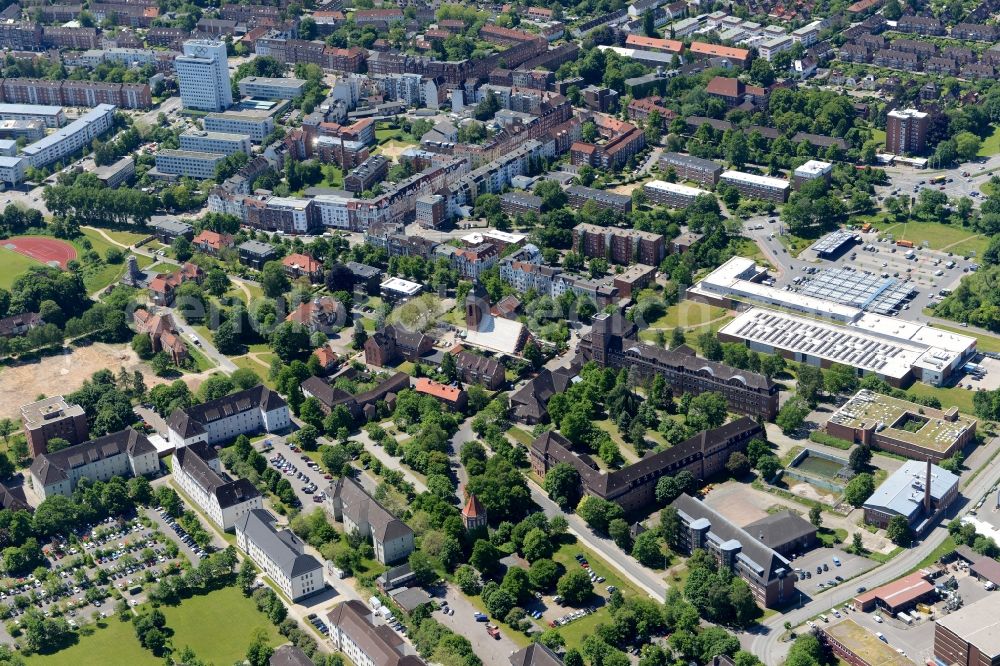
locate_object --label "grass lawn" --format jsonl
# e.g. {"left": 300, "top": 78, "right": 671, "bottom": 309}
{"left": 871, "top": 128, "right": 886, "bottom": 147}
{"left": 915, "top": 535, "right": 956, "bottom": 570}
{"left": 880, "top": 221, "right": 987, "bottom": 255}
{"left": 94, "top": 229, "right": 149, "bottom": 246}
{"left": 319, "top": 164, "right": 343, "bottom": 189}
{"left": 0, "top": 245, "right": 43, "bottom": 288}
{"left": 980, "top": 126, "right": 1000, "bottom": 157}
{"left": 184, "top": 344, "right": 215, "bottom": 372}
{"left": 547, "top": 539, "right": 646, "bottom": 650}
{"left": 907, "top": 382, "right": 976, "bottom": 415}
{"left": 732, "top": 237, "right": 773, "bottom": 268}
{"left": 507, "top": 426, "right": 534, "bottom": 446}
{"left": 161, "top": 587, "right": 282, "bottom": 664}
{"left": 649, "top": 300, "right": 726, "bottom": 330}
{"left": 375, "top": 127, "right": 403, "bottom": 142}
{"left": 930, "top": 323, "right": 1000, "bottom": 354}
{"left": 25, "top": 617, "right": 159, "bottom": 666}
{"left": 776, "top": 233, "right": 815, "bottom": 257}
{"left": 231, "top": 356, "right": 275, "bottom": 388}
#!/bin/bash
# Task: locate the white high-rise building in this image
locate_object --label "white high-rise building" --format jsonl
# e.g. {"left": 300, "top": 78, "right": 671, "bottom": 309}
{"left": 176, "top": 40, "right": 232, "bottom": 112}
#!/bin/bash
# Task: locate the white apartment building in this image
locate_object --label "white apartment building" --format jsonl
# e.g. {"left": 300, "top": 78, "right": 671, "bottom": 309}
{"left": 378, "top": 74, "right": 439, "bottom": 109}
{"left": 327, "top": 600, "right": 426, "bottom": 666}
{"left": 0, "top": 156, "right": 25, "bottom": 186}
{"left": 21, "top": 104, "right": 115, "bottom": 169}
{"left": 327, "top": 477, "right": 414, "bottom": 564}
{"left": 166, "top": 384, "right": 290, "bottom": 449}
{"left": 759, "top": 34, "right": 793, "bottom": 61}
{"left": 176, "top": 40, "right": 232, "bottom": 112}
{"left": 0, "top": 103, "right": 65, "bottom": 128}
{"left": 179, "top": 129, "right": 252, "bottom": 156}
{"left": 29, "top": 428, "right": 159, "bottom": 500}
{"left": 235, "top": 509, "right": 324, "bottom": 601}
{"left": 173, "top": 441, "right": 262, "bottom": 530}
{"left": 791, "top": 20, "right": 822, "bottom": 46}
{"left": 204, "top": 112, "right": 274, "bottom": 142}
{"left": 314, "top": 194, "right": 354, "bottom": 229}
{"left": 155, "top": 149, "right": 226, "bottom": 179}
{"left": 237, "top": 76, "right": 307, "bottom": 100}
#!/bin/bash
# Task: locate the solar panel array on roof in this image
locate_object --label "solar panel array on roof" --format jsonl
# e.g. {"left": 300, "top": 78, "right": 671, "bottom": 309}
{"left": 811, "top": 229, "right": 858, "bottom": 256}
{"left": 728, "top": 310, "right": 909, "bottom": 375}
{"left": 794, "top": 267, "right": 915, "bottom": 315}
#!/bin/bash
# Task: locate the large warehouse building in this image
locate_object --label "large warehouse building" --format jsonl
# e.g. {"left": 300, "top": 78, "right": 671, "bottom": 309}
{"left": 717, "top": 307, "right": 975, "bottom": 387}
{"left": 934, "top": 593, "right": 1000, "bottom": 666}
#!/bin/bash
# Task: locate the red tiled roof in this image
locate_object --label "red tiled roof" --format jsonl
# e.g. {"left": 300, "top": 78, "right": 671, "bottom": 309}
{"left": 462, "top": 494, "right": 486, "bottom": 518}
{"left": 414, "top": 378, "right": 464, "bottom": 403}
{"left": 689, "top": 41, "right": 750, "bottom": 61}
{"left": 571, "top": 142, "right": 596, "bottom": 154}
{"left": 625, "top": 34, "right": 683, "bottom": 54}
{"left": 706, "top": 76, "right": 742, "bottom": 97}
{"left": 313, "top": 346, "right": 338, "bottom": 367}
{"left": 282, "top": 253, "right": 322, "bottom": 274}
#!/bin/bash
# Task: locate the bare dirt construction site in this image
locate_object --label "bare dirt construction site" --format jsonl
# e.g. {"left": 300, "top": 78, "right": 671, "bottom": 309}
{"left": 0, "top": 343, "right": 176, "bottom": 420}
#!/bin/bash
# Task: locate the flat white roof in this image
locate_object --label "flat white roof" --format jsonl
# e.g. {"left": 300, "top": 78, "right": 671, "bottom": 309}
{"left": 720, "top": 307, "right": 975, "bottom": 380}
{"left": 721, "top": 170, "right": 790, "bottom": 190}
{"left": 794, "top": 160, "right": 833, "bottom": 177}
{"left": 644, "top": 179, "right": 710, "bottom": 197}
{"left": 462, "top": 229, "right": 528, "bottom": 245}
{"left": 380, "top": 276, "right": 423, "bottom": 295}
{"left": 0, "top": 103, "right": 62, "bottom": 115}
{"left": 692, "top": 256, "right": 860, "bottom": 322}
{"left": 888, "top": 108, "right": 928, "bottom": 120}
{"left": 464, "top": 315, "right": 526, "bottom": 355}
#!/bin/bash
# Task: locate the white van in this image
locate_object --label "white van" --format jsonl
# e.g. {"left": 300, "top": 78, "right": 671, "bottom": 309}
{"left": 819, "top": 615, "right": 829, "bottom": 623}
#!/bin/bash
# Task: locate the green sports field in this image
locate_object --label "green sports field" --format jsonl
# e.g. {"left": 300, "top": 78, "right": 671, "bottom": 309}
{"left": 0, "top": 245, "right": 43, "bottom": 289}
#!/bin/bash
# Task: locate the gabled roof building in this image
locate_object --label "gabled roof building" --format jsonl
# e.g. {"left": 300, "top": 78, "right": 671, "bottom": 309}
{"left": 326, "top": 476, "right": 414, "bottom": 564}
{"left": 174, "top": 441, "right": 262, "bottom": 530}
{"left": 167, "top": 385, "right": 290, "bottom": 449}
{"left": 531, "top": 418, "right": 763, "bottom": 512}
{"left": 236, "top": 509, "right": 324, "bottom": 601}
{"left": 29, "top": 427, "right": 159, "bottom": 500}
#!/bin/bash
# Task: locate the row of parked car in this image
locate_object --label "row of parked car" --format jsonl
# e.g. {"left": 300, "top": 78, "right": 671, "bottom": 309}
{"left": 306, "top": 612, "right": 330, "bottom": 636}
{"left": 157, "top": 507, "right": 210, "bottom": 560}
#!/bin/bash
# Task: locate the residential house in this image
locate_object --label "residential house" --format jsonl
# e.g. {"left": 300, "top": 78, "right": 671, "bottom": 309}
{"left": 133, "top": 309, "right": 188, "bottom": 364}
{"left": 238, "top": 240, "right": 276, "bottom": 270}
{"left": 192, "top": 229, "right": 234, "bottom": 254}
{"left": 413, "top": 378, "right": 467, "bottom": 411}
{"left": 283, "top": 253, "right": 325, "bottom": 282}
{"left": 452, "top": 349, "right": 505, "bottom": 389}
{"left": 285, "top": 296, "right": 347, "bottom": 334}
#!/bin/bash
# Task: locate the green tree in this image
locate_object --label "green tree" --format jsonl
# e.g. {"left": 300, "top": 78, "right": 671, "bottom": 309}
{"left": 686, "top": 392, "right": 727, "bottom": 431}
{"left": 775, "top": 396, "right": 809, "bottom": 435}
{"left": 809, "top": 505, "right": 822, "bottom": 528}
{"left": 886, "top": 515, "right": 912, "bottom": 546}
{"left": 844, "top": 472, "right": 875, "bottom": 507}
{"left": 848, "top": 445, "right": 871, "bottom": 472}
{"left": 260, "top": 261, "right": 290, "bottom": 298}
{"left": 246, "top": 628, "right": 274, "bottom": 666}
{"left": 557, "top": 569, "right": 593, "bottom": 605}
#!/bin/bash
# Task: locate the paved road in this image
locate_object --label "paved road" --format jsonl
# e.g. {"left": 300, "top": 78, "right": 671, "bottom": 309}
{"left": 748, "top": 443, "right": 1000, "bottom": 663}
{"left": 169, "top": 313, "right": 238, "bottom": 373}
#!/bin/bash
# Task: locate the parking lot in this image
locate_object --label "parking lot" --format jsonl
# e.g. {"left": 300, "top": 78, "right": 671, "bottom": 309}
{"left": 0, "top": 513, "right": 191, "bottom": 647}
{"left": 265, "top": 438, "right": 335, "bottom": 510}
{"left": 791, "top": 548, "right": 878, "bottom": 599}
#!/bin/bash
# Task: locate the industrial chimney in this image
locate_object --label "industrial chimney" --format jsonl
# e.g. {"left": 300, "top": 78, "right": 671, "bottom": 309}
{"left": 924, "top": 458, "right": 932, "bottom": 514}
